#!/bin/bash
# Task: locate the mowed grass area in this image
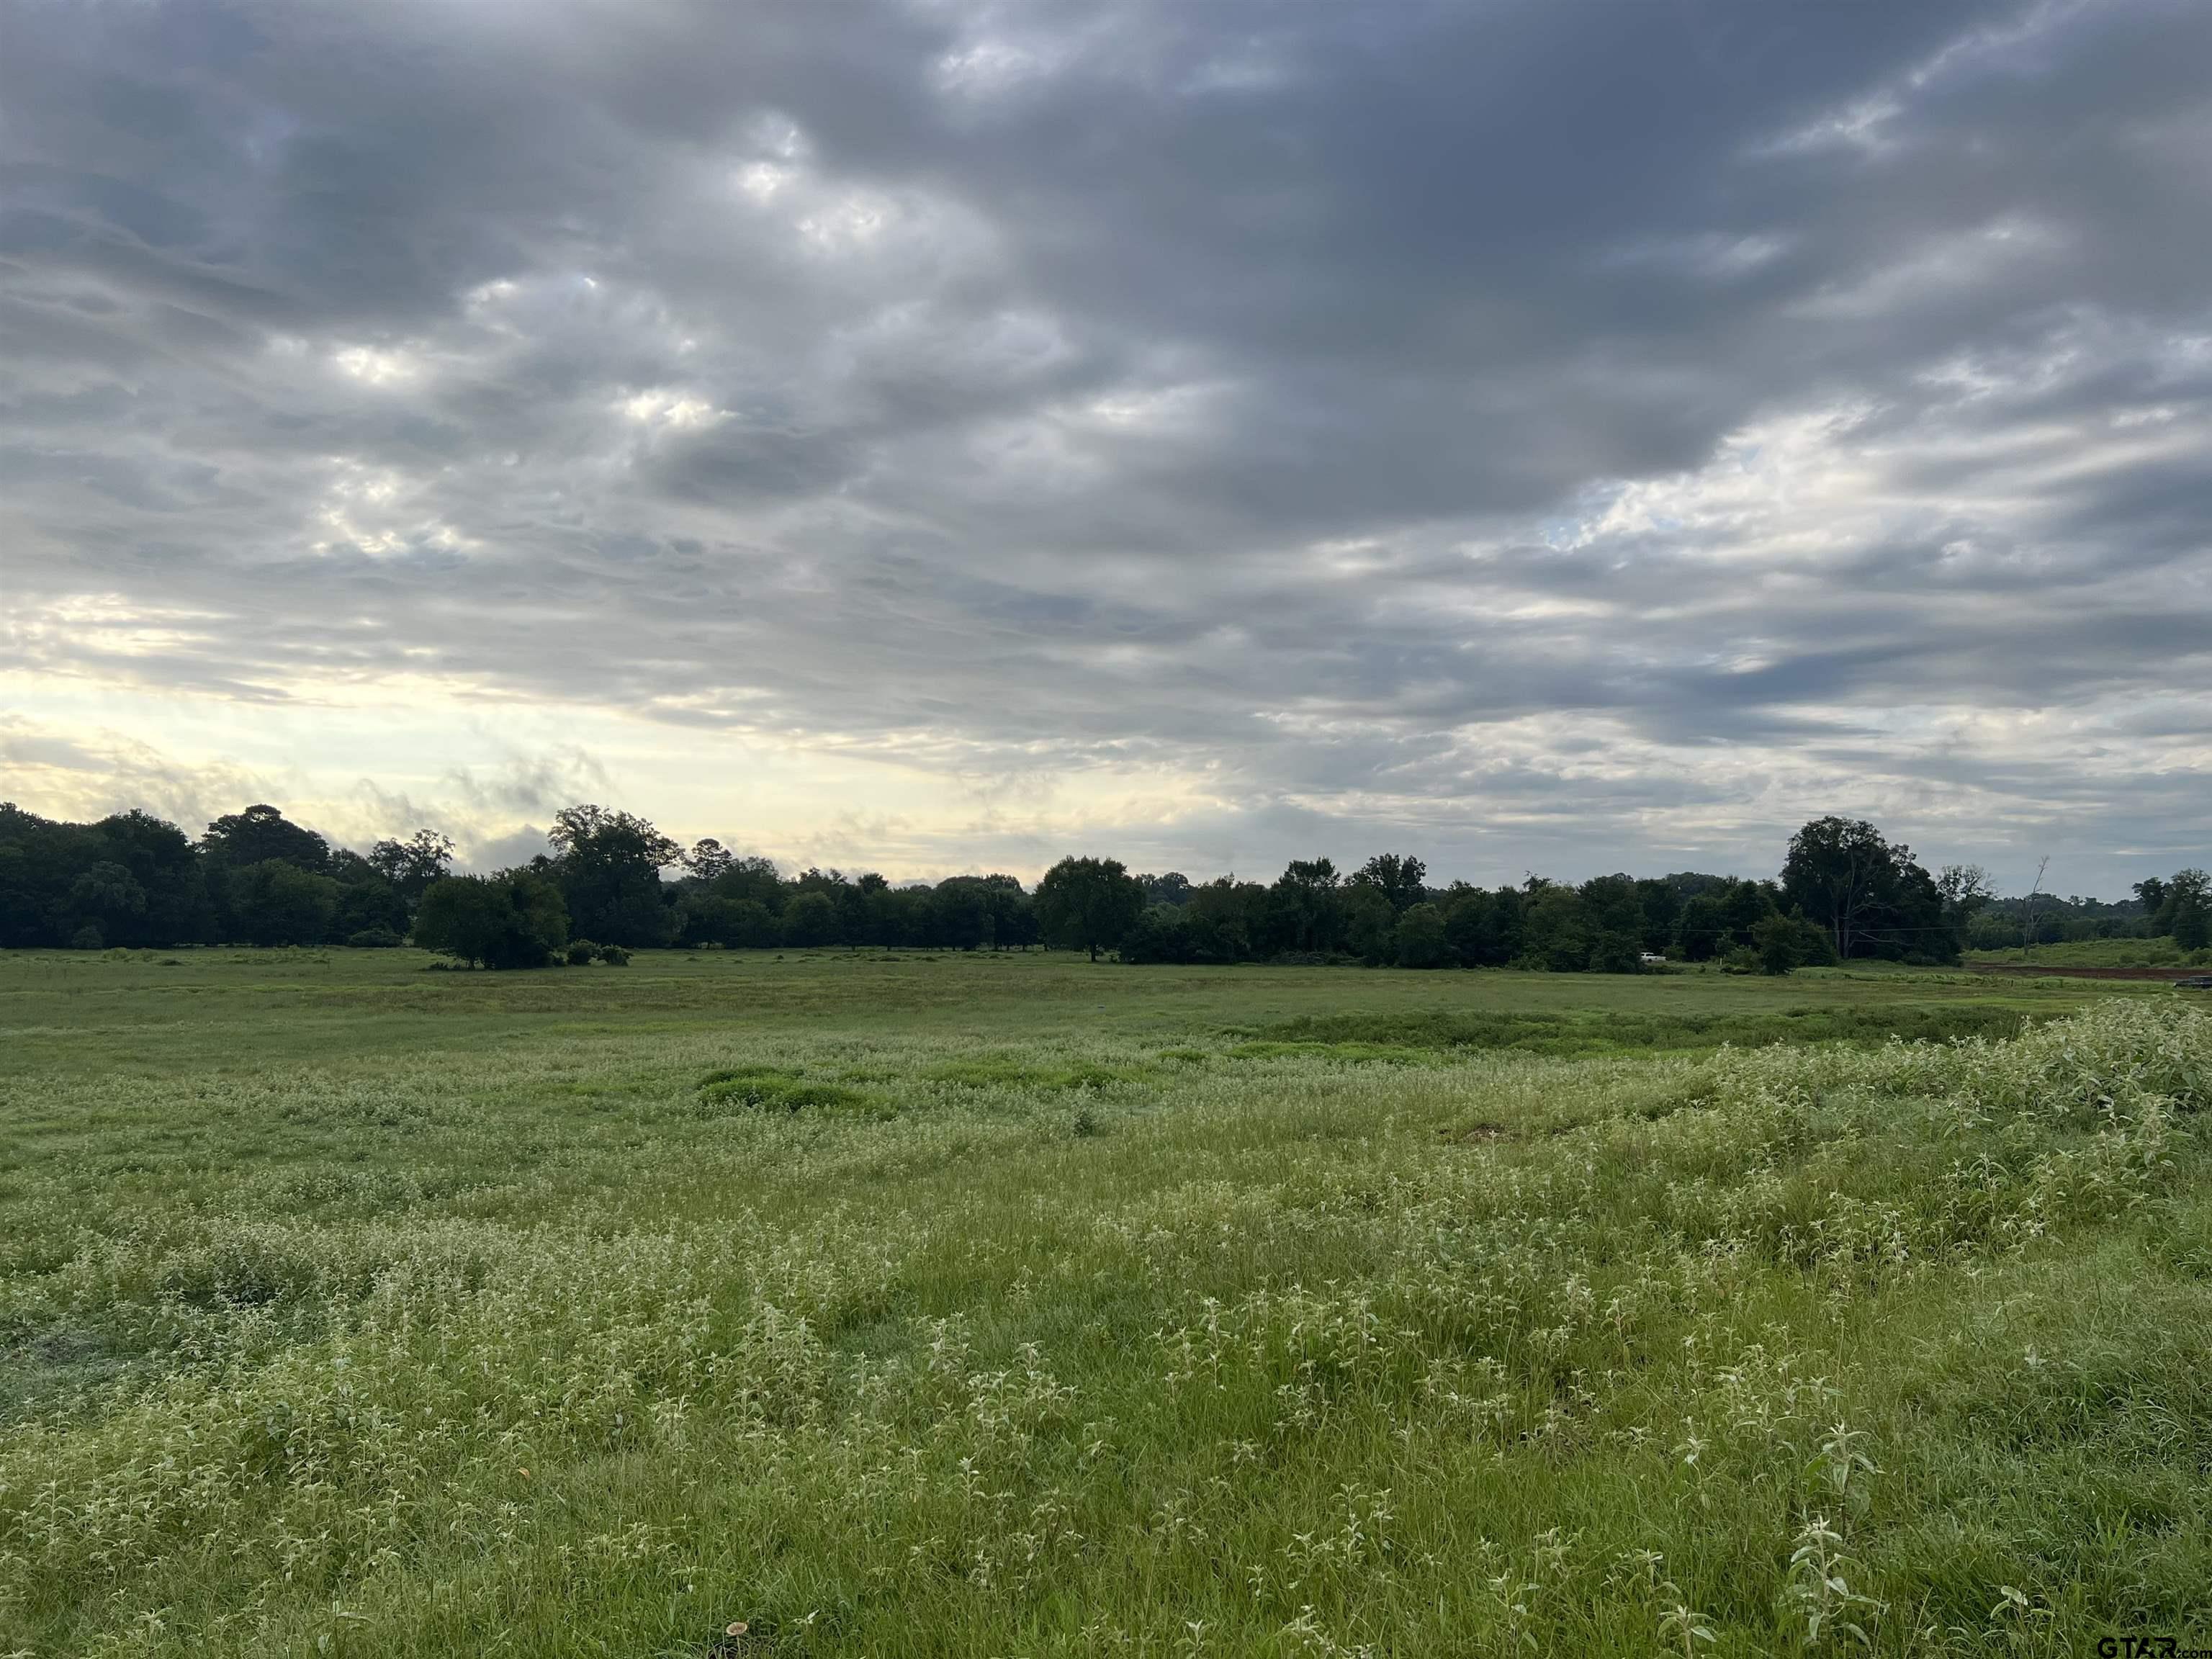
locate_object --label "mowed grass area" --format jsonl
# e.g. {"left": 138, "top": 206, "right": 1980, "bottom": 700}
{"left": 2, "top": 950, "right": 2208, "bottom": 1657}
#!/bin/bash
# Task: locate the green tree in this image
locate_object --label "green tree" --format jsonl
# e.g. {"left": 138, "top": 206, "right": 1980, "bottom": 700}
{"left": 1754, "top": 911, "right": 1833, "bottom": 975}
{"left": 2134, "top": 877, "right": 2170, "bottom": 928}
{"left": 1183, "top": 878, "right": 1264, "bottom": 963}
{"left": 200, "top": 804, "right": 330, "bottom": 873}
{"left": 1354, "top": 853, "right": 1428, "bottom": 914}
{"left": 683, "top": 838, "right": 734, "bottom": 881}
{"left": 330, "top": 853, "right": 410, "bottom": 939}
{"left": 781, "top": 890, "right": 841, "bottom": 947}
{"left": 1342, "top": 881, "right": 1398, "bottom": 965}
{"left": 1120, "top": 905, "right": 1198, "bottom": 964}
{"left": 1035, "top": 856, "right": 1146, "bottom": 961}
{"left": 1578, "top": 873, "right": 1647, "bottom": 973}
{"left": 413, "top": 871, "right": 568, "bottom": 968}
{"left": 1267, "top": 858, "right": 1344, "bottom": 956}
{"left": 548, "top": 805, "right": 679, "bottom": 948}
{"left": 2172, "top": 870, "right": 2212, "bottom": 951}
{"left": 1783, "top": 818, "right": 1954, "bottom": 961}
{"left": 1521, "top": 884, "right": 1589, "bottom": 972}
{"left": 229, "top": 860, "right": 342, "bottom": 946}
{"left": 1781, "top": 817, "right": 1892, "bottom": 959}
{"left": 1393, "top": 902, "right": 1449, "bottom": 968}
{"left": 68, "top": 861, "right": 147, "bottom": 940}
{"left": 367, "top": 830, "right": 455, "bottom": 905}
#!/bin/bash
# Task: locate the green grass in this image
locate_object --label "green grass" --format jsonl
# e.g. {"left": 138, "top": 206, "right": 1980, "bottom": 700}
{"left": 1967, "top": 938, "right": 2211, "bottom": 969}
{"left": 2, "top": 948, "right": 2208, "bottom": 1656}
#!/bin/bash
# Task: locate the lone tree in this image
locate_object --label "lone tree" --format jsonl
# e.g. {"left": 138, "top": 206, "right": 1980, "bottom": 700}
{"left": 413, "top": 870, "right": 569, "bottom": 968}
{"left": 1781, "top": 816, "right": 1954, "bottom": 962}
{"left": 1035, "top": 855, "right": 1146, "bottom": 961}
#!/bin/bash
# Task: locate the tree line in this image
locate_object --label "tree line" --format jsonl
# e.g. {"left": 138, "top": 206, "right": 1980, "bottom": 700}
{"left": 2, "top": 799, "right": 2203, "bottom": 970}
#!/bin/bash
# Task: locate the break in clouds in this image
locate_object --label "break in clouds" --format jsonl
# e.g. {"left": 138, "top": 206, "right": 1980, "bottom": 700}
{"left": 2, "top": 0, "right": 2208, "bottom": 889}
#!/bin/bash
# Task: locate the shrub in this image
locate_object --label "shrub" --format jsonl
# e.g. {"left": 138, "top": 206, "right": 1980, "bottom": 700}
{"left": 1753, "top": 912, "right": 1833, "bottom": 975}
{"left": 566, "top": 940, "right": 601, "bottom": 966}
{"left": 413, "top": 871, "right": 569, "bottom": 968}
{"left": 346, "top": 927, "right": 403, "bottom": 949}
{"left": 598, "top": 943, "right": 631, "bottom": 966}
{"left": 694, "top": 1066, "right": 867, "bottom": 1114}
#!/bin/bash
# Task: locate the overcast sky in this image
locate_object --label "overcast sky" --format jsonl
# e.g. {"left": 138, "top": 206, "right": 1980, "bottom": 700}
{"left": 4, "top": 0, "right": 2208, "bottom": 891}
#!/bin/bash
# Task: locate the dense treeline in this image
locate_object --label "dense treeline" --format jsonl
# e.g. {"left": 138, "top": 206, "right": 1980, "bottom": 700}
{"left": 3, "top": 798, "right": 2203, "bottom": 971}
{"left": 1966, "top": 874, "right": 2211, "bottom": 952}
{"left": 0, "top": 802, "right": 449, "bottom": 952}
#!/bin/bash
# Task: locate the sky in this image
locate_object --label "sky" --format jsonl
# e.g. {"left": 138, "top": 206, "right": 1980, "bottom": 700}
{"left": 3, "top": 0, "right": 2208, "bottom": 894}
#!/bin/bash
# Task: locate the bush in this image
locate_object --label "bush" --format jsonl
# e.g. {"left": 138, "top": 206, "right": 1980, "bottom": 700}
{"left": 566, "top": 940, "right": 601, "bottom": 966}
{"left": 413, "top": 871, "right": 569, "bottom": 968}
{"left": 694, "top": 1066, "right": 866, "bottom": 1114}
{"left": 1753, "top": 912, "right": 1834, "bottom": 975}
{"left": 346, "top": 927, "right": 403, "bottom": 949}
{"left": 598, "top": 943, "right": 631, "bottom": 966}
{"left": 69, "top": 923, "right": 104, "bottom": 950}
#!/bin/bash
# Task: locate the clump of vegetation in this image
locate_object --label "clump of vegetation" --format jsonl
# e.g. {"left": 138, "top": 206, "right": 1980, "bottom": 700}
{"left": 1240, "top": 1002, "right": 2043, "bottom": 1056}
{"left": 694, "top": 1065, "right": 868, "bottom": 1115}
{"left": 922, "top": 1056, "right": 1128, "bottom": 1091}
{"left": 566, "top": 938, "right": 601, "bottom": 965}
{"left": 413, "top": 870, "right": 567, "bottom": 968}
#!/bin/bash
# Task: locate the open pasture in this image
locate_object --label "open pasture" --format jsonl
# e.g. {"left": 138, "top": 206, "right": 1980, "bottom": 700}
{"left": 2, "top": 950, "right": 2208, "bottom": 1656}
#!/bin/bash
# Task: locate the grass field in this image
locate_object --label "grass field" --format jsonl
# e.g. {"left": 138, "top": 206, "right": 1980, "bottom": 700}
{"left": 3, "top": 948, "right": 2208, "bottom": 1657}
{"left": 1966, "top": 938, "right": 2211, "bottom": 971}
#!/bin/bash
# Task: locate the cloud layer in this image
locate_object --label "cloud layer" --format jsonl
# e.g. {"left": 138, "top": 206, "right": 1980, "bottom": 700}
{"left": 4, "top": 0, "right": 2208, "bottom": 888}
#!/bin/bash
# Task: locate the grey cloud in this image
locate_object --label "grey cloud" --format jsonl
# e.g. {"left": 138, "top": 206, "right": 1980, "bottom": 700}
{"left": 1, "top": 0, "right": 2208, "bottom": 893}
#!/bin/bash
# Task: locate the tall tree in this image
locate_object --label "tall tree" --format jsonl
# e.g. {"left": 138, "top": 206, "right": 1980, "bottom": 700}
{"left": 367, "top": 830, "right": 456, "bottom": 905}
{"left": 1781, "top": 817, "right": 1955, "bottom": 962}
{"left": 1035, "top": 856, "right": 1146, "bottom": 961}
{"left": 200, "top": 804, "right": 331, "bottom": 873}
{"left": 683, "top": 838, "right": 735, "bottom": 881}
{"left": 547, "top": 804, "right": 680, "bottom": 948}
{"left": 2171, "top": 869, "right": 2212, "bottom": 950}
{"left": 1268, "top": 858, "right": 1344, "bottom": 955}
{"left": 1781, "top": 817, "right": 1892, "bottom": 961}
{"left": 1354, "top": 853, "right": 1428, "bottom": 914}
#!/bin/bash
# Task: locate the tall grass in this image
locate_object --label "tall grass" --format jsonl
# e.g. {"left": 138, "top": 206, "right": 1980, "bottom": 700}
{"left": 1, "top": 959, "right": 2206, "bottom": 1655}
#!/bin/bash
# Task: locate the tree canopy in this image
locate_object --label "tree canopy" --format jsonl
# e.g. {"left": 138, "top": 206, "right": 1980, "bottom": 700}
{"left": 1035, "top": 857, "right": 1146, "bottom": 961}
{"left": 1, "top": 799, "right": 2198, "bottom": 973}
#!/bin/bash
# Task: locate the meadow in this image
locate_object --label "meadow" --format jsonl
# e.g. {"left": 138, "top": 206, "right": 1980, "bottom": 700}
{"left": 1, "top": 948, "right": 2208, "bottom": 1657}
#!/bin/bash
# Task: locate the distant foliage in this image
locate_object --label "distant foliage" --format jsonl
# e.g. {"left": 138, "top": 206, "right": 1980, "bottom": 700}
{"left": 0, "top": 797, "right": 2190, "bottom": 973}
